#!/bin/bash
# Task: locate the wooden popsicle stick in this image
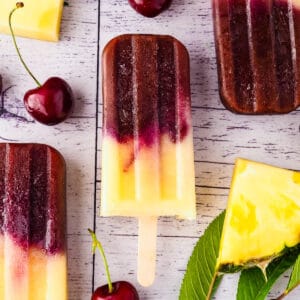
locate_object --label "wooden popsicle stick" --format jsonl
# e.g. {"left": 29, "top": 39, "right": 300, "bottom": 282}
{"left": 137, "top": 216, "right": 158, "bottom": 287}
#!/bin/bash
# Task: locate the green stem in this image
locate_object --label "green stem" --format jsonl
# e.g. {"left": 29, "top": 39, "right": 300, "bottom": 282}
{"left": 88, "top": 229, "right": 113, "bottom": 294}
{"left": 9, "top": 2, "right": 41, "bottom": 87}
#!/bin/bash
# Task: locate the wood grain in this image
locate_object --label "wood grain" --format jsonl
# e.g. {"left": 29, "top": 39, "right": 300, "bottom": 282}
{"left": 0, "top": 0, "right": 299, "bottom": 299}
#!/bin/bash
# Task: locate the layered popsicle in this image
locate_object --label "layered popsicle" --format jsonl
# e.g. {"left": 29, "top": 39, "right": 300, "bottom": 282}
{"left": 0, "top": 143, "right": 67, "bottom": 300}
{"left": 0, "top": 0, "right": 64, "bottom": 41}
{"left": 101, "top": 34, "right": 196, "bottom": 219}
{"left": 101, "top": 34, "right": 196, "bottom": 286}
{"left": 212, "top": 0, "right": 300, "bottom": 114}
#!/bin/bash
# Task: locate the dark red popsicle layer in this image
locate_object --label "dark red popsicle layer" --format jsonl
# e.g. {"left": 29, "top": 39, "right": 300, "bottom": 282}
{"left": 213, "top": 0, "right": 300, "bottom": 113}
{"left": 102, "top": 35, "right": 191, "bottom": 145}
{"left": 0, "top": 144, "right": 66, "bottom": 254}
{"left": 273, "top": 0, "right": 294, "bottom": 109}
{"left": 228, "top": 0, "right": 254, "bottom": 111}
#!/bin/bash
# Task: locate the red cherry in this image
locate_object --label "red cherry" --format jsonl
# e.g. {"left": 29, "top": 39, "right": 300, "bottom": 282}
{"left": 92, "top": 281, "right": 139, "bottom": 300}
{"left": 88, "top": 230, "right": 140, "bottom": 300}
{"left": 24, "top": 77, "right": 73, "bottom": 125}
{"left": 9, "top": 3, "right": 74, "bottom": 125}
{"left": 128, "top": 0, "right": 172, "bottom": 17}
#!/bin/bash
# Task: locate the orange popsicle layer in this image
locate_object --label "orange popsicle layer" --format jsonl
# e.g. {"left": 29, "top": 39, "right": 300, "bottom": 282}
{"left": 102, "top": 133, "right": 195, "bottom": 219}
{"left": 0, "top": 236, "right": 67, "bottom": 300}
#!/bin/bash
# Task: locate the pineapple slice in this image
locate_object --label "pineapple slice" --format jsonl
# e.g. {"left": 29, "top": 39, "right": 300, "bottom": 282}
{"left": 0, "top": 0, "right": 64, "bottom": 41}
{"left": 218, "top": 159, "right": 300, "bottom": 272}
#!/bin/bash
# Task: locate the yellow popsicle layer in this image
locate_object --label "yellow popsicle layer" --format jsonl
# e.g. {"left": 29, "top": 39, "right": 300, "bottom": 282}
{"left": 218, "top": 159, "right": 300, "bottom": 267}
{"left": 294, "top": 0, "right": 300, "bottom": 9}
{"left": 0, "top": 0, "right": 64, "bottom": 41}
{"left": 0, "top": 235, "right": 67, "bottom": 300}
{"left": 101, "top": 133, "right": 196, "bottom": 219}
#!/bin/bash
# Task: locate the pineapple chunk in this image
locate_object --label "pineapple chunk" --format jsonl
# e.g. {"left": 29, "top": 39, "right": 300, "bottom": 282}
{"left": 0, "top": 0, "right": 64, "bottom": 41}
{"left": 218, "top": 159, "right": 300, "bottom": 271}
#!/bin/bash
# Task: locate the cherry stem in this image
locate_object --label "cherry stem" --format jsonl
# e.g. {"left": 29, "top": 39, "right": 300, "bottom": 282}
{"left": 9, "top": 2, "right": 41, "bottom": 87}
{"left": 88, "top": 229, "right": 114, "bottom": 294}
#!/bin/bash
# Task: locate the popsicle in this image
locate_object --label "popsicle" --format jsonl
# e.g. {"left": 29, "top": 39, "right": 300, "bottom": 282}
{"left": 0, "top": 143, "right": 67, "bottom": 300}
{"left": 0, "top": 0, "right": 64, "bottom": 41}
{"left": 212, "top": 0, "right": 300, "bottom": 114}
{"left": 101, "top": 34, "right": 196, "bottom": 286}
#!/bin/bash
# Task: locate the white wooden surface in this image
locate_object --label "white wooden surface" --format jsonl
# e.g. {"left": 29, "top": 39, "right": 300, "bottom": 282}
{"left": 0, "top": 0, "right": 300, "bottom": 299}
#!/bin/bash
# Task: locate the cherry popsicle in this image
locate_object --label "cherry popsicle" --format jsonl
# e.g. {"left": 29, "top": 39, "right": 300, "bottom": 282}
{"left": 101, "top": 34, "right": 196, "bottom": 286}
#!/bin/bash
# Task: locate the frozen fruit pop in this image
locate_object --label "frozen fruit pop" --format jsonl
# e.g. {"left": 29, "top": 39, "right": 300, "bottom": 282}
{"left": 212, "top": 0, "right": 300, "bottom": 114}
{"left": 0, "top": 0, "right": 64, "bottom": 41}
{"left": 101, "top": 34, "right": 196, "bottom": 286}
{"left": 0, "top": 144, "right": 67, "bottom": 300}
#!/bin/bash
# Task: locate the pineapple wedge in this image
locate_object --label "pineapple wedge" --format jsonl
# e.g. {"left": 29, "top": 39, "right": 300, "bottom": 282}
{"left": 0, "top": 0, "right": 64, "bottom": 41}
{"left": 218, "top": 159, "right": 300, "bottom": 272}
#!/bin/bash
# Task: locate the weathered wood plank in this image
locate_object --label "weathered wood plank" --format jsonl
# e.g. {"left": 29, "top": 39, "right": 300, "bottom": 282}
{"left": 96, "top": 1, "right": 300, "bottom": 299}
{"left": 0, "top": 0, "right": 98, "bottom": 298}
{"left": 0, "top": 0, "right": 299, "bottom": 299}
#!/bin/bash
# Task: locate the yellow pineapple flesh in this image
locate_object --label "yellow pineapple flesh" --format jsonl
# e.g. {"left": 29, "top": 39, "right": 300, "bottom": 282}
{"left": 218, "top": 159, "right": 300, "bottom": 271}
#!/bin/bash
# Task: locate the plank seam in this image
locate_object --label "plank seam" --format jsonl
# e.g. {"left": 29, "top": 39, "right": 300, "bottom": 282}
{"left": 92, "top": 0, "right": 101, "bottom": 294}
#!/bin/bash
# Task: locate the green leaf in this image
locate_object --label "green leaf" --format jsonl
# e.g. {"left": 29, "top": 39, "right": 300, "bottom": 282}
{"left": 237, "top": 267, "right": 266, "bottom": 300}
{"left": 286, "top": 253, "right": 300, "bottom": 294}
{"left": 211, "top": 274, "right": 223, "bottom": 297}
{"left": 179, "top": 211, "right": 225, "bottom": 300}
{"left": 237, "top": 251, "right": 299, "bottom": 300}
